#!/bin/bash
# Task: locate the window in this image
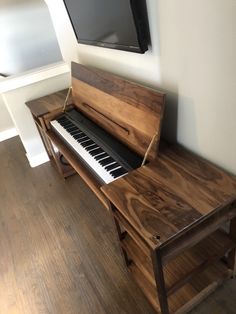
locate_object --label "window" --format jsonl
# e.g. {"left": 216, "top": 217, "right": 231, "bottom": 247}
{"left": 0, "top": 0, "right": 62, "bottom": 77}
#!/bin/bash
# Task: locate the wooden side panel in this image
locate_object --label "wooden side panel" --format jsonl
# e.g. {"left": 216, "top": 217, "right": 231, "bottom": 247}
{"left": 71, "top": 62, "right": 165, "bottom": 160}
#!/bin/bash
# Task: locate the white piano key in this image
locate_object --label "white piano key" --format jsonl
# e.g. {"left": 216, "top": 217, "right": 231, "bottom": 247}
{"left": 50, "top": 120, "right": 124, "bottom": 184}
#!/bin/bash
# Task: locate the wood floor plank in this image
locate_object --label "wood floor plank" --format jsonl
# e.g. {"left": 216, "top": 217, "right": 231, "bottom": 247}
{"left": 0, "top": 137, "right": 235, "bottom": 314}
{"left": 0, "top": 137, "right": 154, "bottom": 314}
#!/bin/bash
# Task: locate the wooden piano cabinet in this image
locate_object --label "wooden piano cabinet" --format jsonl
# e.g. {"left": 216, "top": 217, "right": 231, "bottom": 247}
{"left": 25, "top": 64, "right": 236, "bottom": 313}
{"left": 25, "top": 63, "right": 166, "bottom": 203}
{"left": 26, "top": 89, "right": 75, "bottom": 178}
{"left": 101, "top": 143, "right": 236, "bottom": 314}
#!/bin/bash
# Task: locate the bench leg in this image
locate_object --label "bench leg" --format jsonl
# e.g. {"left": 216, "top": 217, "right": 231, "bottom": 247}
{"left": 152, "top": 250, "right": 169, "bottom": 314}
{"left": 113, "top": 216, "right": 131, "bottom": 267}
{"left": 228, "top": 216, "right": 236, "bottom": 277}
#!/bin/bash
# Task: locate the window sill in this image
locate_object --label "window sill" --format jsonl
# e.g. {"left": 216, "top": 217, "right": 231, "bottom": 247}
{"left": 0, "top": 62, "right": 70, "bottom": 94}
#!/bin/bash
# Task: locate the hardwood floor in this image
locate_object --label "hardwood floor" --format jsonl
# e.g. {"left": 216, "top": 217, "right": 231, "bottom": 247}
{"left": 0, "top": 137, "right": 235, "bottom": 314}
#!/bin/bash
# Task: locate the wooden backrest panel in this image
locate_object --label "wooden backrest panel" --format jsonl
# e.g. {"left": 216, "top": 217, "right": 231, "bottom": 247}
{"left": 71, "top": 62, "right": 165, "bottom": 160}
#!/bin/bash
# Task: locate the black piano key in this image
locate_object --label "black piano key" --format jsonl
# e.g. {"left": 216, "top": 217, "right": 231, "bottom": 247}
{"left": 77, "top": 136, "right": 89, "bottom": 143}
{"left": 73, "top": 132, "right": 85, "bottom": 138}
{"left": 67, "top": 126, "right": 78, "bottom": 132}
{"left": 81, "top": 140, "right": 94, "bottom": 148}
{"left": 61, "top": 123, "right": 74, "bottom": 129}
{"left": 95, "top": 153, "right": 108, "bottom": 161}
{"left": 57, "top": 117, "right": 68, "bottom": 122}
{"left": 73, "top": 133, "right": 86, "bottom": 140}
{"left": 90, "top": 148, "right": 103, "bottom": 156}
{"left": 85, "top": 144, "right": 98, "bottom": 151}
{"left": 105, "top": 162, "right": 120, "bottom": 171}
{"left": 70, "top": 130, "right": 82, "bottom": 135}
{"left": 58, "top": 118, "right": 69, "bottom": 123}
{"left": 57, "top": 119, "right": 66, "bottom": 124}
{"left": 59, "top": 120, "right": 73, "bottom": 126}
{"left": 80, "top": 139, "right": 91, "bottom": 146}
{"left": 68, "top": 126, "right": 79, "bottom": 131}
{"left": 110, "top": 167, "right": 127, "bottom": 178}
{"left": 99, "top": 157, "right": 115, "bottom": 166}
{"left": 98, "top": 156, "right": 109, "bottom": 165}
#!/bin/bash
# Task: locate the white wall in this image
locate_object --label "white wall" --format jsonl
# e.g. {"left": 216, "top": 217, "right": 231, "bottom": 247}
{"left": 44, "top": 0, "right": 79, "bottom": 64}
{"left": 159, "top": 0, "right": 236, "bottom": 175}
{"left": 0, "top": 95, "right": 14, "bottom": 133}
{"left": 1, "top": 64, "right": 71, "bottom": 167}
{"left": 0, "top": 0, "right": 62, "bottom": 76}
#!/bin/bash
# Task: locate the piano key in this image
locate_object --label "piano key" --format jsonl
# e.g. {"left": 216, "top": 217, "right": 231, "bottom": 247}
{"left": 72, "top": 131, "right": 85, "bottom": 136}
{"left": 98, "top": 156, "right": 110, "bottom": 163}
{"left": 60, "top": 121, "right": 78, "bottom": 129}
{"left": 90, "top": 148, "right": 103, "bottom": 156}
{"left": 59, "top": 119, "right": 69, "bottom": 124}
{"left": 67, "top": 126, "right": 78, "bottom": 132}
{"left": 50, "top": 119, "right": 117, "bottom": 183}
{"left": 99, "top": 157, "right": 115, "bottom": 166}
{"left": 60, "top": 121, "right": 73, "bottom": 127}
{"left": 58, "top": 116, "right": 70, "bottom": 121}
{"left": 98, "top": 156, "right": 109, "bottom": 164}
{"left": 58, "top": 117, "right": 70, "bottom": 123}
{"left": 110, "top": 167, "right": 127, "bottom": 178}
{"left": 73, "top": 133, "right": 86, "bottom": 140}
{"left": 81, "top": 140, "right": 94, "bottom": 148}
{"left": 61, "top": 124, "right": 74, "bottom": 130}
{"left": 77, "top": 136, "right": 89, "bottom": 145}
{"left": 62, "top": 125, "right": 78, "bottom": 131}
{"left": 70, "top": 130, "right": 82, "bottom": 135}
{"left": 95, "top": 152, "right": 108, "bottom": 161}
{"left": 85, "top": 144, "right": 98, "bottom": 151}
{"left": 77, "top": 136, "right": 89, "bottom": 143}
{"left": 105, "top": 162, "right": 120, "bottom": 171}
{"left": 79, "top": 138, "right": 90, "bottom": 144}
{"left": 94, "top": 152, "right": 106, "bottom": 158}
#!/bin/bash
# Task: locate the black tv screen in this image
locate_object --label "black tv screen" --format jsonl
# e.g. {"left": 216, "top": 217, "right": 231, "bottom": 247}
{"left": 63, "top": 0, "right": 150, "bottom": 53}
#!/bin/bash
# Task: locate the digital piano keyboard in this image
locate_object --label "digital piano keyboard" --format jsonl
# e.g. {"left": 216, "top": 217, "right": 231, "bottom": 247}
{"left": 50, "top": 108, "right": 142, "bottom": 184}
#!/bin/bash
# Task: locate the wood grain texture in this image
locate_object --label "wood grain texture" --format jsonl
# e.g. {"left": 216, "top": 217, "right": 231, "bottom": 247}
{"left": 26, "top": 91, "right": 75, "bottom": 179}
{"left": 101, "top": 143, "right": 236, "bottom": 251}
{"left": 228, "top": 217, "right": 236, "bottom": 275}
{"left": 121, "top": 231, "right": 235, "bottom": 296}
{"left": 1, "top": 137, "right": 236, "bottom": 314}
{"left": 71, "top": 62, "right": 165, "bottom": 160}
{"left": 26, "top": 89, "right": 72, "bottom": 118}
{"left": 102, "top": 141, "right": 236, "bottom": 313}
{"left": 147, "top": 144, "right": 236, "bottom": 214}
{"left": 128, "top": 259, "right": 231, "bottom": 314}
{"left": 0, "top": 137, "right": 155, "bottom": 314}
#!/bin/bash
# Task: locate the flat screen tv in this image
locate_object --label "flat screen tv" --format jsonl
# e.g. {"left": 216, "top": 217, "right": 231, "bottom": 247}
{"left": 63, "top": 0, "right": 150, "bottom": 53}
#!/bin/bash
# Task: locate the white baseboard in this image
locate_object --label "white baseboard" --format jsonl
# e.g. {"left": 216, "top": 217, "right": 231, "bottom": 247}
{"left": 0, "top": 127, "right": 18, "bottom": 142}
{"left": 26, "top": 151, "right": 50, "bottom": 168}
